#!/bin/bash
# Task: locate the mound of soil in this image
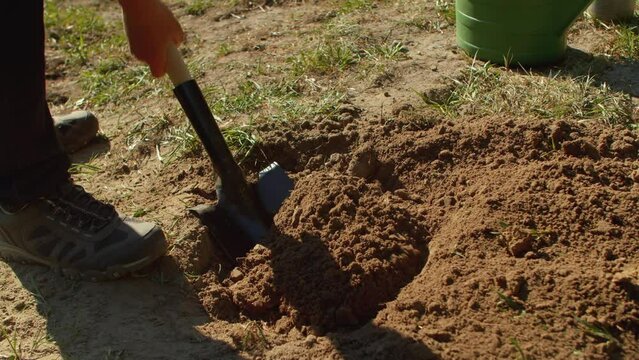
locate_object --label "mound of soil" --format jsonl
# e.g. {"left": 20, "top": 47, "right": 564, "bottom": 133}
{"left": 230, "top": 173, "right": 429, "bottom": 332}
{"left": 185, "top": 107, "right": 639, "bottom": 358}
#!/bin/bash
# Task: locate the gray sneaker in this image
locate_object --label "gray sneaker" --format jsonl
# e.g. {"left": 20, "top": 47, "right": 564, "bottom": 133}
{"left": 0, "top": 182, "right": 167, "bottom": 281}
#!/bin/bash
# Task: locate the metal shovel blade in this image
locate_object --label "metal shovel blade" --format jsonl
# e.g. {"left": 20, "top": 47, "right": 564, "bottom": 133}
{"left": 188, "top": 164, "right": 294, "bottom": 261}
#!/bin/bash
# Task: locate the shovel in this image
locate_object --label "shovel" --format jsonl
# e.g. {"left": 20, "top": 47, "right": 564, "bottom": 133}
{"left": 165, "top": 43, "right": 293, "bottom": 262}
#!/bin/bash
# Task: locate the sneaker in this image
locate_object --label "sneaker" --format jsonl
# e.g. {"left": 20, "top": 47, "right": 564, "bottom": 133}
{"left": 0, "top": 182, "right": 167, "bottom": 281}
{"left": 54, "top": 110, "right": 100, "bottom": 154}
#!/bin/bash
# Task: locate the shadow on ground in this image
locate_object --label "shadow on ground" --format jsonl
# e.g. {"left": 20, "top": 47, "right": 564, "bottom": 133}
{"left": 68, "top": 136, "right": 111, "bottom": 164}
{"left": 265, "top": 229, "right": 436, "bottom": 359}
{"left": 7, "top": 257, "right": 241, "bottom": 360}
{"left": 526, "top": 47, "right": 639, "bottom": 97}
{"left": 563, "top": 47, "right": 639, "bottom": 96}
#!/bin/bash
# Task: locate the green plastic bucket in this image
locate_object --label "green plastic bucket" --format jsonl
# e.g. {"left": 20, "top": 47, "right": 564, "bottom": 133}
{"left": 456, "top": 0, "right": 594, "bottom": 66}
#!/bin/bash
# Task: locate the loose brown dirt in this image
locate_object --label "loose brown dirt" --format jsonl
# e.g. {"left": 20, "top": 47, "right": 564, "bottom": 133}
{"left": 186, "top": 108, "right": 639, "bottom": 359}
{"left": 2, "top": 1, "right": 639, "bottom": 359}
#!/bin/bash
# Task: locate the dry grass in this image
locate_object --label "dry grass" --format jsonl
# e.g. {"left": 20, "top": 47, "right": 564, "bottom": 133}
{"left": 423, "top": 62, "right": 634, "bottom": 127}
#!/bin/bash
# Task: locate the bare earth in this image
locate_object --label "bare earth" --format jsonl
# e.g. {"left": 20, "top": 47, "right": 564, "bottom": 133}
{"left": 1, "top": 1, "right": 638, "bottom": 359}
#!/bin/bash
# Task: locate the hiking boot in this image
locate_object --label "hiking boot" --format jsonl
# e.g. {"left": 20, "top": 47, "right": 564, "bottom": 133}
{"left": 0, "top": 182, "right": 167, "bottom": 281}
{"left": 53, "top": 110, "right": 100, "bottom": 153}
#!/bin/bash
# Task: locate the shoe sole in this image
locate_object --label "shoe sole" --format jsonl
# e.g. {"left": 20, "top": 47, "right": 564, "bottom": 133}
{"left": 0, "top": 228, "right": 167, "bottom": 282}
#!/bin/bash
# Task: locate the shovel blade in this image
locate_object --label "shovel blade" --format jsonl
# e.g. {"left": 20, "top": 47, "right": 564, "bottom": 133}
{"left": 189, "top": 204, "right": 264, "bottom": 261}
{"left": 256, "top": 162, "right": 294, "bottom": 217}
{"left": 189, "top": 162, "right": 294, "bottom": 262}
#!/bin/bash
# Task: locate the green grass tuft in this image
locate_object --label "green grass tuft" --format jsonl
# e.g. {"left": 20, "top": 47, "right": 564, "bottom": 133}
{"left": 613, "top": 25, "right": 639, "bottom": 59}
{"left": 79, "top": 59, "right": 159, "bottom": 106}
{"left": 435, "top": 0, "right": 456, "bottom": 25}
{"left": 575, "top": 318, "right": 620, "bottom": 345}
{"left": 186, "top": 0, "right": 213, "bottom": 16}
{"left": 422, "top": 62, "right": 634, "bottom": 127}
{"left": 497, "top": 291, "right": 525, "bottom": 313}
{"left": 45, "top": 0, "right": 125, "bottom": 66}
{"left": 290, "top": 42, "right": 360, "bottom": 75}
{"left": 239, "top": 321, "right": 269, "bottom": 353}
{"left": 510, "top": 338, "right": 529, "bottom": 360}
{"left": 338, "top": 0, "right": 375, "bottom": 14}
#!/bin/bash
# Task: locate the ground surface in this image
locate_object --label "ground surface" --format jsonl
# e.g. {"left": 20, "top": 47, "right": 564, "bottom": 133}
{"left": 1, "top": 1, "right": 639, "bottom": 359}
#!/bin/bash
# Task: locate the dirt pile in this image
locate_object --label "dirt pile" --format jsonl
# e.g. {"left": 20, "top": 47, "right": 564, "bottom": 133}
{"left": 229, "top": 173, "right": 429, "bottom": 332}
{"left": 187, "top": 108, "right": 639, "bottom": 358}
{"left": 367, "top": 116, "right": 639, "bottom": 358}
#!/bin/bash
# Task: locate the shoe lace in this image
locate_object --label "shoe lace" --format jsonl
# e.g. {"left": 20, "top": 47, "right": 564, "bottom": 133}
{"left": 47, "top": 184, "right": 117, "bottom": 234}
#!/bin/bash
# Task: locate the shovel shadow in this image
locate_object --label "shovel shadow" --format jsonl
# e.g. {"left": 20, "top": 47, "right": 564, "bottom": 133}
{"left": 265, "top": 229, "right": 437, "bottom": 359}
{"left": 4, "top": 257, "right": 242, "bottom": 360}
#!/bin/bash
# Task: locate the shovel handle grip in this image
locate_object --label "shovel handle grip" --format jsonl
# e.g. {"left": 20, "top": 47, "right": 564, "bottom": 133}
{"left": 166, "top": 43, "right": 192, "bottom": 86}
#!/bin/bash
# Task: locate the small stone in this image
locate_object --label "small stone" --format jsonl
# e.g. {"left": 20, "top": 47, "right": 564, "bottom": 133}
{"left": 337, "top": 113, "right": 354, "bottom": 123}
{"left": 229, "top": 268, "right": 244, "bottom": 282}
{"left": 304, "top": 335, "right": 317, "bottom": 347}
{"left": 337, "top": 103, "right": 361, "bottom": 117}
{"left": 509, "top": 238, "right": 534, "bottom": 258}
{"left": 391, "top": 103, "right": 414, "bottom": 116}
{"left": 438, "top": 149, "right": 453, "bottom": 161}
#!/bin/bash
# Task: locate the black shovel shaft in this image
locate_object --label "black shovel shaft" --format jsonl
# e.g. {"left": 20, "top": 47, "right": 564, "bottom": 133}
{"left": 173, "top": 80, "right": 249, "bottom": 190}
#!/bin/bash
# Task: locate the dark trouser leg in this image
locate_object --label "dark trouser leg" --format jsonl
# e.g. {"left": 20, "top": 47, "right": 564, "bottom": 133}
{"left": 0, "top": 1, "right": 70, "bottom": 203}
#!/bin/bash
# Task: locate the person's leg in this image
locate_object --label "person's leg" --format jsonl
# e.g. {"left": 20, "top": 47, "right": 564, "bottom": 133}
{"left": 0, "top": 1, "right": 70, "bottom": 203}
{"left": 0, "top": 2, "right": 167, "bottom": 280}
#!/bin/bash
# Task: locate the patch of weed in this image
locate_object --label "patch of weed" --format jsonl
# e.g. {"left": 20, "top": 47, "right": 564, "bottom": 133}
{"left": 575, "top": 318, "right": 620, "bottom": 345}
{"left": 0, "top": 324, "right": 53, "bottom": 360}
{"left": 239, "top": 321, "right": 269, "bottom": 353}
{"left": 510, "top": 338, "right": 529, "bottom": 360}
{"left": 613, "top": 25, "right": 639, "bottom": 59}
{"left": 186, "top": 0, "right": 213, "bottom": 16}
{"left": 435, "top": 0, "right": 455, "bottom": 25}
{"left": 423, "top": 62, "right": 633, "bottom": 126}
{"left": 45, "top": 0, "right": 125, "bottom": 66}
{"left": 497, "top": 291, "right": 525, "bottom": 313}
{"left": 366, "top": 40, "right": 409, "bottom": 61}
{"left": 208, "top": 80, "right": 267, "bottom": 116}
{"left": 133, "top": 208, "right": 151, "bottom": 218}
{"left": 126, "top": 113, "right": 171, "bottom": 150}
{"left": 290, "top": 41, "right": 360, "bottom": 75}
{"left": 161, "top": 124, "right": 202, "bottom": 164}
{"left": 0, "top": 324, "right": 21, "bottom": 360}
{"left": 69, "top": 162, "right": 102, "bottom": 176}
{"left": 218, "top": 43, "right": 234, "bottom": 57}
{"left": 401, "top": 16, "right": 448, "bottom": 32}
{"left": 338, "top": 0, "right": 374, "bottom": 14}
{"left": 205, "top": 79, "right": 344, "bottom": 122}
{"left": 79, "top": 59, "right": 159, "bottom": 106}
{"left": 223, "top": 124, "right": 260, "bottom": 162}
{"left": 159, "top": 122, "right": 259, "bottom": 164}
